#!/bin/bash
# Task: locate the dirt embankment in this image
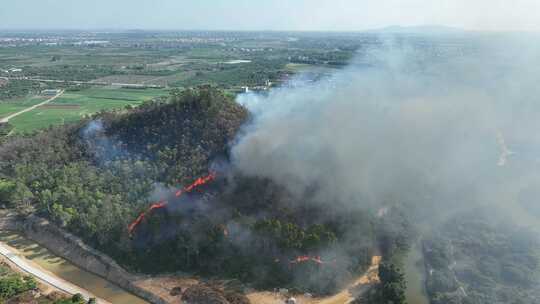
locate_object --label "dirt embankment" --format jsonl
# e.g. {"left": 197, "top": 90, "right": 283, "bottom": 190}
{"left": 0, "top": 212, "right": 17, "bottom": 230}
{"left": 12, "top": 215, "right": 167, "bottom": 304}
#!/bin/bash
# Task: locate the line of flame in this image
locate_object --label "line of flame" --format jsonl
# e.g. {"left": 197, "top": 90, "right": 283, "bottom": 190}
{"left": 128, "top": 172, "right": 216, "bottom": 235}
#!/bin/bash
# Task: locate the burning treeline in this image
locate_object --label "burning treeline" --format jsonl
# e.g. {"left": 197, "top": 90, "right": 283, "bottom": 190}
{"left": 223, "top": 39, "right": 540, "bottom": 300}
{"left": 128, "top": 172, "right": 217, "bottom": 235}
{"left": 4, "top": 33, "right": 538, "bottom": 302}
{"left": 112, "top": 65, "right": 417, "bottom": 293}
{"left": 128, "top": 171, "right": 338, "bottom": 270}
{"left": 6, "top": 83, "right": 384, "bottom": 294}
{"left": 80, "top": 72, "right": 407, "bottom": 293}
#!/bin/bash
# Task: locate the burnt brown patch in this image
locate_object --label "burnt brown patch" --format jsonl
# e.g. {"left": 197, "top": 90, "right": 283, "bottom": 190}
{"left": 40, "top": 104, "right": 81, "bottom": 109}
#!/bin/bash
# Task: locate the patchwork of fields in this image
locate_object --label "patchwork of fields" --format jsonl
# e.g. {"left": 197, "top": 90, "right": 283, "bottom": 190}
{"left": 0, "top": 34, "right": 345, "bottom": 135}
{"left": 0, "top": 87, "right": 168, "bottom": 133}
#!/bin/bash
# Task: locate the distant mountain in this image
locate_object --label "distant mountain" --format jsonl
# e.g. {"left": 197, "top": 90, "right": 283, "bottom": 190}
{"left": 367, "top": 25, "right": 465, "bottom": 35}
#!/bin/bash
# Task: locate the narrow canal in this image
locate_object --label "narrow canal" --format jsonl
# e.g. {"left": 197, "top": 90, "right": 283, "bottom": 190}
{"left": 0, "top": 231, "right": 148, "bottom": 304}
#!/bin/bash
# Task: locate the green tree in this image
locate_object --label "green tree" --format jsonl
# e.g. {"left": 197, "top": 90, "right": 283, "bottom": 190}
{"left": 0, "top": 179, "right": 16, "bottom": 206}
{"left": 378, "top": 262, "right": 407, "bottom": 304}
{"left": 87, "top": 297, "right": 97, "bottom": 304}
{"left": 71, "top": 293, "right": 85, "bottom": 303}
{"left": 0, "top": 275, "right": 37, "bottom": 300}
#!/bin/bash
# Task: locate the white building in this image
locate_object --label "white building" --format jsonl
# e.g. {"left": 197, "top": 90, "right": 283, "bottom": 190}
{"left": 41, "top": 89, "right": 61, "bottom": 96}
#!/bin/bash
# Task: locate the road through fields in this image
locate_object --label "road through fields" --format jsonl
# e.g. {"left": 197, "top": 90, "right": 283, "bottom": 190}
{"left": 0, "top": 90, "right": 64, "bottom": 123}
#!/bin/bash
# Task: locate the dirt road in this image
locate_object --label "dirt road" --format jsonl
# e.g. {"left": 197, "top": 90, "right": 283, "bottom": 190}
{"left": 0, "top": 241, "right": 109, "bottom": 303}
{"left": 0, "top": 90, "right": 64, "bottom": 124}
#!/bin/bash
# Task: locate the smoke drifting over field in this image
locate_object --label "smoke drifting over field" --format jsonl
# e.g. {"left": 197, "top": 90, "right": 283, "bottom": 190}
{"left": 232, "top": 36, "right": 540, "bottom": 223}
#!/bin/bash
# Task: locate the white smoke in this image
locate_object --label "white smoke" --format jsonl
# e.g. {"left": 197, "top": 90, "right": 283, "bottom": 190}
{"left": 230, "top": 36, "right": 540, "bottom": 223}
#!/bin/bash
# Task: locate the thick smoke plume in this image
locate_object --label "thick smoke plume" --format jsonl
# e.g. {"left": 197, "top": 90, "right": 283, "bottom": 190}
{"left": 232, "top": 36, "right": 540, "bottom": 226}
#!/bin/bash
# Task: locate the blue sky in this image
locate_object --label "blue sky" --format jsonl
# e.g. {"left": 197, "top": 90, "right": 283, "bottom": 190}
{"left": 2, "top": 0, "right": 540, "bottom": 31}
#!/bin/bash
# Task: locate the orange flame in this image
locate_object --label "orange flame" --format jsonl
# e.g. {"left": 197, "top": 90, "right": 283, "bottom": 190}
{"left": 290, "top": 255, "right": 325, "bottom": 265}
{"left": 311, "top": 256, "right": 324, "bottom": 265}
{"left": 128, "top": 172, "right": 216, "bottom": 235}
{"left": 216, "top": 224, "right": 229, "bottom": 237}
{"left": 127, "top": 213, "right": 145, "bottom": 234}
{"left": 149, "top": 200, "right": 168, "bottom": 211}
{"left": 127, "top": 200, "right": 168, "bottom": 234}
{"left": 175, "top": 172, "right": 217, "bottom": 197}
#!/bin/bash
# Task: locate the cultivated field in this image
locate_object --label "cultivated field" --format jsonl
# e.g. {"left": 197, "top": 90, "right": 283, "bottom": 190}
{"left": 0, "top": 31, "right": 355, "bottom": 135}
{"left": 6, "top": 87, "right": 168, "bottom": 133}
{"left": 0, "top": 96, "right": 47, "bottom": 118}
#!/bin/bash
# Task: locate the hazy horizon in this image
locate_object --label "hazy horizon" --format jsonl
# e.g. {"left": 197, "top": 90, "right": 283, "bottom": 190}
{"left": 0, "top": 25, "right": 484, "bottom": 33}
{"left": 2, "top": 0, "right": 540, "bottom": 32}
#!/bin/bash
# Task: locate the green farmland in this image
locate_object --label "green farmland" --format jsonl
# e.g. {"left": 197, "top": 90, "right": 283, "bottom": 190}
{"left": 0, "top": 96, "right": 47, "bottom": 118}
{"left": 4, "top": 87, "right": 168, "bottom": 133}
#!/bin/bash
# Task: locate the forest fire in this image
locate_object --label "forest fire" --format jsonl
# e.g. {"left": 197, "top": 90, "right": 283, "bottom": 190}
{"left": 175, "top": 172, "right": 217, "bottom": 197}
{"left": 290, "top": 255, "right": 325, "bottom": 265}
{"left": 128, "top": 172, "right": 217, "bottom": 235}
{"left": 219, "top": 224, "right": 229, "bottom": 237}
{"left": 127, "top": 200, "right": 167, "bottom": 233}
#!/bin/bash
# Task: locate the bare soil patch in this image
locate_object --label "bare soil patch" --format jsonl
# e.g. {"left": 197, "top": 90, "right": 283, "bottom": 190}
{"left": 135, "top": 275, "right": 199, "bottom": 304}
{"left": 93, "top": 75, "right": 160, "bottom": 84}
{"left": 41, "top": 104, "right": 81, "bottom": 109}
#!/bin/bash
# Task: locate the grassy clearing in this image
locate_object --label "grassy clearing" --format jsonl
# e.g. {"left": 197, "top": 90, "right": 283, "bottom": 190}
{"left": 9, "top": 87, "right": 168, "bottom": 133}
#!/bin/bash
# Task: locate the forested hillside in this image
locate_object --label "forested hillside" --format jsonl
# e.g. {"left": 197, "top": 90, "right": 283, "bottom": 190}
{"left": 0, "top": 87, "right": 409, "bottom": 295}
{"left": 424, "top": 211, "right": 540, "bottom": 304}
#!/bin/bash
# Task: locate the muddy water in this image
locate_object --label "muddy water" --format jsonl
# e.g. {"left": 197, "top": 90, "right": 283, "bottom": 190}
{"left": 0, "top": 231, "right": 148, "bottom": 304}
{"left": 404, "top": 242, "right": 430, "bottom": 304}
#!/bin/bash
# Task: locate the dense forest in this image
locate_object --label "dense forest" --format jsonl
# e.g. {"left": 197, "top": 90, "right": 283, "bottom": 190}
{"left": 0, "top": 86, "right": 411, "bottom": 295}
